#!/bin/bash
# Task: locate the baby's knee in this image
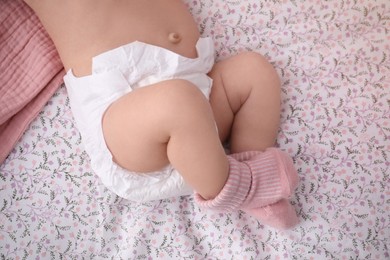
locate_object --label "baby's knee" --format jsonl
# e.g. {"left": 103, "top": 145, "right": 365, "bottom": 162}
{"left": 157, "top": 79, "right": 215, "bottom": 131}
{"left": 239, "top": 52, "right": 279, "bottom": 75}
{"left": 235, "top": 51, "right": 271, "bottom": 68}
{"left": 237, "top": 52, "right": 281, "bottom": 91}
{"left": 158, "top": 79, "right": 209, "bottom": 110}
{"left": 161, "top": 79, "right": 207, "bottom": 101}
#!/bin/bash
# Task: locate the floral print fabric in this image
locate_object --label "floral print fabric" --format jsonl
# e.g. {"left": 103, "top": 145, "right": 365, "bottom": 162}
{"left": 1, "top": 0, "right": 389, "bottom": 259}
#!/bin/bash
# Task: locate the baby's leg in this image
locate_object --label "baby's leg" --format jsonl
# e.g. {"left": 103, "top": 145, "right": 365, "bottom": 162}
{"left": 102, "top": 79, "right": 229, "bottom": 200}
{"left": 208, "top": 52, "right": 281, "bottom": 152}
{"left": 203, "top": 52, "right": 300, "bottom": 229}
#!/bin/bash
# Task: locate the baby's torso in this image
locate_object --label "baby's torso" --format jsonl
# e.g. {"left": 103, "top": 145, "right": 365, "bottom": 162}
{"left": 26, "top": 0, "right": 200, "bottom": 76}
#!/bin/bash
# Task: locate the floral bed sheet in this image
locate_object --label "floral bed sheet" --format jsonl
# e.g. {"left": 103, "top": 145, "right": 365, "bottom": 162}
{"left": 1, "top": 0, "right": 389, "bottom": 259}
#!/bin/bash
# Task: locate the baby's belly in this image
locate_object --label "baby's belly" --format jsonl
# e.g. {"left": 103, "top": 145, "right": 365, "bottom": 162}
{"left": 55, "top": 0, "right": 201, "bottom": 76}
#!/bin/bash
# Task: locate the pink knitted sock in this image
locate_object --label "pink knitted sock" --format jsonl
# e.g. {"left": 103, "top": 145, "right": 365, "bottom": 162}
{"left": 195, "top": 148, "right": 299, "bottom": 212}
{"left": 234, "top": 148, "right": 299, "bottom": 210}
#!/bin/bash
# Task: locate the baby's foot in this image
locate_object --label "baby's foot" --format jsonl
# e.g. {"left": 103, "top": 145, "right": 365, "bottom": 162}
{"left": 243, "top": 199, "right": 300, "bottom": 230}
{"left": 195, "top": 148, "right": 299, "bottom": 213}
{"left": 264, "top": 147, "right": 299, "bottom": 199}
{"left": 229, "top": 148, "right": 299, "bottom": 208}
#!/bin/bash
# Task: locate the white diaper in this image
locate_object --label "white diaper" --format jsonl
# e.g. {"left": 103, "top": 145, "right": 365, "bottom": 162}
{"left": 63, "top": 37, "right": 215, "bottom": 202}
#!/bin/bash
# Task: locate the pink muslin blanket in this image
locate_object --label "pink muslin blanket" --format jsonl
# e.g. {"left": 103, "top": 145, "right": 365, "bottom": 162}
{"left": 0, "top": 0, "right": 65, "bottom": 163}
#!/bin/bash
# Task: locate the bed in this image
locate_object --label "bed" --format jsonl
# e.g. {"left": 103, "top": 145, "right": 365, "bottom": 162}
{"left": 1, "top": 0, "right": 389, "bottom": 259}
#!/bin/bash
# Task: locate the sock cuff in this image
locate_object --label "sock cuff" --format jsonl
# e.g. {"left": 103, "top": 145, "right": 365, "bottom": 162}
{"left": 194, "top": 156, "right": 252, "bottom": 212}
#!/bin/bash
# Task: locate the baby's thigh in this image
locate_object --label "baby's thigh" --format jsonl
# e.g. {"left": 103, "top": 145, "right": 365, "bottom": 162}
{"left": 102, "top": 84, "right": 171, "bottom": 173}
{"left": 102, "top": 79, "right": 204, "bottom": 173}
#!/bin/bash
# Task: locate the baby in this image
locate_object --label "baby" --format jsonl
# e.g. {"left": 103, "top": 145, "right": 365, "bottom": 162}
{"left": 25, "top": 0, "right": 299, "bottom": 229}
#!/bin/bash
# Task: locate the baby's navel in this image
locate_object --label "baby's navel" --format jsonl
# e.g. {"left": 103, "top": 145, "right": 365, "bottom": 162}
{"left": 168, "top": 32, "right": 182, "bottom": 44}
